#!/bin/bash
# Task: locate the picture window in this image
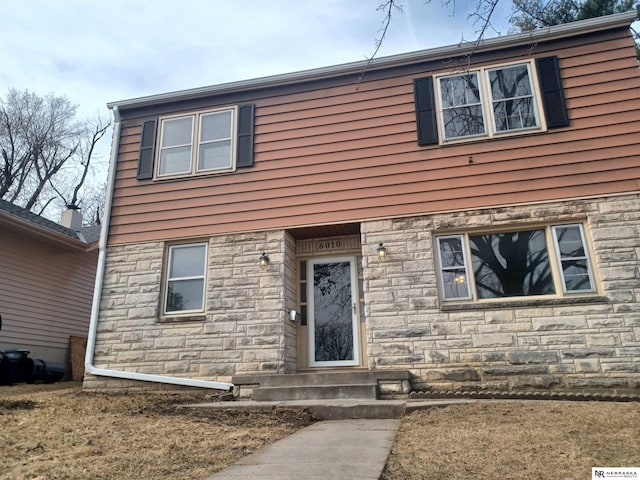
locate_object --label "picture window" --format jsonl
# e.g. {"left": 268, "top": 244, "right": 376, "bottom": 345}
{"left": 436, "top": 224, "right": 596, "bottom": 302}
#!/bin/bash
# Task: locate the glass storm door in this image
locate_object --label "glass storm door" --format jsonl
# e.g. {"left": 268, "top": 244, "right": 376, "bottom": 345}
{"left": 308, "top": 257, "right": 359, "bottom": 367}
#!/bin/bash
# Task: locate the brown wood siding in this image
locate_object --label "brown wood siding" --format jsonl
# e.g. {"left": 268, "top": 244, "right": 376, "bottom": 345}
{"left": 0, "top": 229, "right": 97, "bottom": 364}
{"left": 108, "top": 27, "right": 640, "bottom": 245}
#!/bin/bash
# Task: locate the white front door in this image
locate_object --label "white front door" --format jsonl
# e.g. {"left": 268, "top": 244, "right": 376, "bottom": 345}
{"left": 308, "top": 256, "right": 360, "bottom": 367}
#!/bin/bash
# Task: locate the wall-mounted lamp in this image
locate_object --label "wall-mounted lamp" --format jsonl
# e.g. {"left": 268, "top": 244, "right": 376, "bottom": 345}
{"left": 259, "top": 252, "right": 270, "bottom": 269}
{"left": 289, "top": 309, "right": 297, "bottom": 322}
{"left": 376, "top": 242, "right": 387, "bottom": 260}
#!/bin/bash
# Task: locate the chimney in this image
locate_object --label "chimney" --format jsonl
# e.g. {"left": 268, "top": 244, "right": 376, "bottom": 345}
{"left": 60, "top": 204, "right": 83, "bottom": 230}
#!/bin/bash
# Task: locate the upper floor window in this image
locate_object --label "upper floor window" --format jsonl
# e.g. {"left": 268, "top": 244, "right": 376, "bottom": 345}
{"left": 413, "top": 56, "right": 569, "bottom": 146}
{"left": 436, "top": 61, "right": 541, "bottom": 142}
{"left": 158, "top": 108, "right": 236, "bottom": 178}
{"left": 436, "top": 223, "right": 596, "bottom": 302}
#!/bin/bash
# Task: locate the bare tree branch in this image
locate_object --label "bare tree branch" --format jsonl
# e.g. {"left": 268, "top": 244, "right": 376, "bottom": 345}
{"left": 469, "top": 0, "right": 502, "bottom": 48}
{"left": 0, "top": 89, "right": 110, "bottom": 222}
{"left": 357, "top": 0, "right": 405, "bottom": 86}
{"left": 68, "top": 114, "right": 110, "bottom": 207}
{"left": 36, "top": 197, "right": 56, "bottom": 216}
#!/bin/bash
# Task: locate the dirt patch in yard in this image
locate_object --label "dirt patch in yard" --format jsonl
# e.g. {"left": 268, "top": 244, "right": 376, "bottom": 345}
{"left": 0, "top": 382, "right": 313, "bottom": 480}
{"left": 382, "top": 400, "right": 640, "bottom": 480}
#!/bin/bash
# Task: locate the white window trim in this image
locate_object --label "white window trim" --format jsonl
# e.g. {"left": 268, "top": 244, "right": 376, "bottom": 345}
{"left": 434, "top": 60, "right": 546, "bottom": 144}
{"left": 436, "top": 235, "right": 473, "bottom": 301}
{"left": 438, "top": 71, "right": 488, "bottom": 141}
{"left": 436, "top": 223, "right": 597, "bottom": 303}
{"left": 158, "top": 115, "right": 194, "bottom": 177}
{"left": 551, "top": 223, "right": 597, "bottom": 294}
{"left": 156, "top": 106, "right": 238, "bottom": 179}
{"left": 163, "top": 242, "right": 208, "bottom": 316}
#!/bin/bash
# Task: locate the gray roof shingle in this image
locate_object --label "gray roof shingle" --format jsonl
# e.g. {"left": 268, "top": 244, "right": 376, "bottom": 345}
{"left": 0, "top": 199, "right": 98, "bottom": 244}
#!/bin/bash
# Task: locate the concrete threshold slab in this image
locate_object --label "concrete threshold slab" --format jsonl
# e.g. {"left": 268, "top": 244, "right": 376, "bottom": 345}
{"left": 206, "top": 419, "right": 401, "bottom": 480}
{"left": 183, "top": 398, "right": 476, "bottom": 420}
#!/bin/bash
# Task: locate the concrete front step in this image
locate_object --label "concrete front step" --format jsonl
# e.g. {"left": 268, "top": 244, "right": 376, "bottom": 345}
{"left": 241, "top": 371, "right": 379, "bottom": 388}
{"left": 252, "top": 383, "right": 378, "bottom": 402}
{"left": 232, "top": 370, "right": 412, "bottom": 401}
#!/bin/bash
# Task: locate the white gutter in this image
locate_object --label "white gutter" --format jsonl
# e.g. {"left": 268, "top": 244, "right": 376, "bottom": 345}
{"left": 84, "top": 106, "right": 234, "bottom": 391}
{"left": 107, "top": 11, "right": 637, "bottom": 112}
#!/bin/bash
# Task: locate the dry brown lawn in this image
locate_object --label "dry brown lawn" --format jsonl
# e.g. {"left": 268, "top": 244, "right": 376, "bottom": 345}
{"left": 1, "top": 383, "right": 639, "bottom": 480}
{"left": 0, "top": 382, "right": 312, "bottom": 480}
{"left": 382, "top": 401, "right": 640, "bottom": 480}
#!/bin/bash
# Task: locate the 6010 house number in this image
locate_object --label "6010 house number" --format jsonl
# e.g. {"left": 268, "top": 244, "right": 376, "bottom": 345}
{"left": 316, "top": 240, "right": 342, "bottom": 250}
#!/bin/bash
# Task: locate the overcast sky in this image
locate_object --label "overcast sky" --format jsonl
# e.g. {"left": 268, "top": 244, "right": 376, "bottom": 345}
{"left": 0, "top": 0, "right": 514, "bottom": 170}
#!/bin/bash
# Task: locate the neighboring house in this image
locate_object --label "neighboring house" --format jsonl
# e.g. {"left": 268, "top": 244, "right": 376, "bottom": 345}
{"left": 0, "top": 200, "right": 99, "bottom": 374}
{"left": 86, "top": 12, "right": 640, "bottom": 396}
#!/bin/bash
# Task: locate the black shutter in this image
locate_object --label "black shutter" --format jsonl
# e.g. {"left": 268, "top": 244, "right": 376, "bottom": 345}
{"left": 413, "top": 76, "right": 439, "bottom": 146}
{"left": 137, "top": 119, "right": 157, "bottom": 180}
{"left": 236, "top": 104, "right": 255, "bottom": 168}
{"left": 537, "top": 56, "right": 569, "bottom": 129}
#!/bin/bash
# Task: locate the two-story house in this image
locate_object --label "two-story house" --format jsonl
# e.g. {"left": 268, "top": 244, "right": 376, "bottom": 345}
{"left": 85, "top": 12, "right": 640, "bottom": 398}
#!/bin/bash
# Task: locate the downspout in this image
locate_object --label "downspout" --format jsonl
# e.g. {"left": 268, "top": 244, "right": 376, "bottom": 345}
{"left": 85, "top": 106, "right": 233, "bottom": 391}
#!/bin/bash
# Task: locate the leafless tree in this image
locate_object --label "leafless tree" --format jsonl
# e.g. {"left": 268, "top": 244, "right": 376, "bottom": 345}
{"left": 371, "top": 0, "right": 638, "bottom": 64}
{"left": 48, "top": 112, "right": 110, "bottom": 219}
{"left": 510, "top": 0, "right": 639, "bottom": 55}
{"left": 0, "top": 89, "right": 110, "bottom": 223}
{"left": 510, "top": 0, "right": 637, "bottom": 31}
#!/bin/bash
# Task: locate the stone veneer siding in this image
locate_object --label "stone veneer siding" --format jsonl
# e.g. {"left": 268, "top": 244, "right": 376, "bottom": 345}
{"left": 84, "top": 230, "right": 288, "bottom": 391}
{"left": 86, "top": 193, "right": 639, "bottom": 393}
{"left": 361, "top": 193, "right": 640, "bottom": 392}
{"left": 283, "top": 232, "right": 298, "bottom": 372}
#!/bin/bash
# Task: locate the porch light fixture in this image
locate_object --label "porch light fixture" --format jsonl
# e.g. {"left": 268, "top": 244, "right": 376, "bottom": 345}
{"left": 259, "top": 252, "right": 270, "bottom": 269}
{"left": 376, "top": 242, "right": 387, "bottom": 259}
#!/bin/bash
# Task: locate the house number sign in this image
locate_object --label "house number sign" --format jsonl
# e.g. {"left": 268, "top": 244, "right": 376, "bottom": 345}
{"left": 316, "top": 239, "right": 343, "bottom": 251}
{"left": 297, "top": 235, "right": 359, "bottom": 255}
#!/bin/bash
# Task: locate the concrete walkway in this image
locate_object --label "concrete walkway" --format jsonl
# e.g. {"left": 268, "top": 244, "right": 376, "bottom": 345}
{"left": 206, "top": 419, "right": 400, "bottom": 479}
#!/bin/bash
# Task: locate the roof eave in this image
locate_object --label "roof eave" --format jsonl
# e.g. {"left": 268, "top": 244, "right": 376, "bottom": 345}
{"left": 0, "top": 211, "right": 93, "bottom": 251}
{"left": 107, "top": 11, "right": 637, "bottom": 112}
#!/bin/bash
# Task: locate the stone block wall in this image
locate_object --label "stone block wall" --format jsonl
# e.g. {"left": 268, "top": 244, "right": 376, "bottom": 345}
{"left": 85, "top": 230, "right": 288, "bottom": 391}
{"left": 283, "top": 232, "right": 298, "bottom": 372}
{"left": 86, "top": 192, "right": 639, "bottom": 394}
{"left": 361, "top": 193, "right": 640, "bottom": 392}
